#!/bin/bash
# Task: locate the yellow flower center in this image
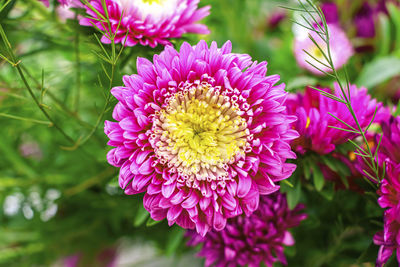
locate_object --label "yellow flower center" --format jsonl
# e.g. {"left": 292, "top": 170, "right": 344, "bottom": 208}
{"left": 142, "top": 0, "right": 161, "bottom": 4}
{"left": 150, "top": 82, "right": 250, "bottom": 186}
{"left": 311, "top": 46, "right": 325, "bottom": 61}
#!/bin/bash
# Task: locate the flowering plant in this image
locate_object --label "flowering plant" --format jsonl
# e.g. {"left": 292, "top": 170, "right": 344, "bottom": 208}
{"left": 1, "top": 0, "right": 400, "bottom": 266}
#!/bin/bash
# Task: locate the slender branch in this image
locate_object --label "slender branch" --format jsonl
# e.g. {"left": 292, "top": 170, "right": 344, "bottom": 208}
{"left": 0, "top": 112, "right": 52, "bottom": 125}
{"left": 20, "top": 65, "right": 94, "bottom": 129}
{"left": 289, "top": 0, "right": 384, "bottom": 183}
{"left": 0, "top": 24, "right": 75, "bottom": 144}
{"left": 62, "top": 3, "right": 128, "bottom": 150}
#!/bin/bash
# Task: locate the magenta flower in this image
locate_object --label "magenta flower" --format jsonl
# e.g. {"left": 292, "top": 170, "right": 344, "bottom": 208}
{"left": 39, "top": 0, "right": 84, "bottom": 22}
{"left": 80, "top": 0, "right": 210, "bottom": 48}
{"left": 355, "top": 0, "right": 399, "bottom": 39}
{"left": 186, "top": 192, "right": 307, "bottom": 267}
{"left": 320, "top": 2, "right": 339, "bottom": 25}
{"left": 39, "top": 0, "right": 49, "bottom": 6}
{"left": 39, "top": 0, "right": 82, "bottom": 7}
{"left": 374, "top": 162, "right": 400, "bottom": 266}
{"left": 294, "top": 24, "right": 353, "bottom": 75}
{"left": 354, "top": 2, "right": 377, "bottom": 38}
{"left": 379, "top": 116, "right": 400, "bottom": 164}
{"left": 287, "top": 84, "right": 386, "bottom": 155}
{"left": 104, "top": 40, "right": 298, "bottom": 236}
{"left": 58, "top": 0, "right": 82, "bottom": 6}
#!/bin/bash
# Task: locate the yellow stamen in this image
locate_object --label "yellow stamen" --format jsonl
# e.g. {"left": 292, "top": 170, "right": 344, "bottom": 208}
{"left": 305, "top": 117, "right": 311, "bottom": 129}
{"left": 367, "top": 140, "right": 375, "bottom": 149}
{"left": 151, "top": 83, "right": 249, "bottom": 185}
{"left": 310, "top": 45, "right": 327, "bottom": 61}
{"left": 349, "top": 151, "right": 356, "bottom": 161}
{"left": 142, "top": 0, "right": 161, "bottom": 4}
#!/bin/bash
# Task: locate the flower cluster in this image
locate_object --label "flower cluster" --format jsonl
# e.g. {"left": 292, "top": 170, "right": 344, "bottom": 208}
{"left": 186, "top": 192, "right": 307, "bottom": 267}
{"left": 378, "top": 116, "right": 400, "bottom": 164}
{"left": 287, "top": 84, "right": 386, "bottom": 155}
{"left": 374, "top": 162, "right": 400, "bottom": 266}
{"left": 80, "top": 0, "right": 210, "bottom": 47}
{"left": 372, "top": 116, "right": 400, "bottom": 266}
{"left": 322, "top": 0, "right": 399, "bottom": 39}
{"left": 104, "top": 40, "right": 299, "bottom": 236}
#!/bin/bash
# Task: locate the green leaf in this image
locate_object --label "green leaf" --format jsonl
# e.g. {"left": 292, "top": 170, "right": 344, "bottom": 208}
{"left": 146, "top": 217, "right": 162, "bottom": 227}
{"left": 356, "top": 241, "right": 379, "bottom": 264}
{"left": 388, "top": 3, "right": 400, "bottom": 53}
{"left": 303, "top": 158, "right": 312, "bottom": 180}
{"left": 284, "top": 242, "right": 297, "bottom": 257}
{"left": 321, "top": 156, "right": 350, "bottom": 189}
{"left": 166, "top": 227, "right": 185, "bottom": 256}
{"left": 356, "top": 56, "right": 400, "bottom": 89}
{"left": 286, "top": 76, "right": 317, "bottom": 91}
{"left": 394, "top": 100, "right": 400, "bottom": 117}
{"left": 321, "top": 156, "right": 338, "bottom": 172}
{"left": 133, "top": 205, "right": 149, "bottom": 227}
{"left": 311, "top": 163, "right": 325, "bottom": 191}
{"left": 319, "top": 182, "right": 334, "bottom": 201}
{"left": 286, "top": 178, "right": 302, "bottom": 210}
{"left": 377, "top": 14, "right": 391, "bottom": 56}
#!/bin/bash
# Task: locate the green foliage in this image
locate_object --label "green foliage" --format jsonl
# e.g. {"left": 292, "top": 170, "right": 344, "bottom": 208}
{"left": 356, "top": 56, "right": 400, "bottom": 89}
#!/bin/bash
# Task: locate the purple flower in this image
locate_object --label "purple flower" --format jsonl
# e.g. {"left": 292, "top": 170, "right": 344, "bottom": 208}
{"left": 374, "top": 162, "right": 400, "bottom": 267}
{"left": 104, "top": 40, "right": 299, "bottom": 236}
{"left": 267, "top": 11, "right": 286, "bottom": 29}
{"left": 354, "top": 0, "right": 399, "bottom": 39}
{"left": 379, "top": 116, "right": 400, "bottom": 164}
{"left": 38, "top": 0, "right": 84, "bottom": 21}
{"left": 19, "top": 141, "right": 43, "bottom": 161}
{"left": 79, "top": 0, "right": 210, "bottom": 48}
{"left": 186, "top": 192, "right": 307, "bottom": 267}
{"left": 320, "top": 2, "right": 339, "bottom": 24}
{"left": 294, "top": 23, "right": 353, "bottom": 75}
{"left": 39, "top": 0, "right": 82, "bottom": 8}
{"left": 287, "top": 84, "right": 386, "bottom": 155}
{"left": 354, "top": 3, "right": 376, "bottom": 38}
{"left": 39, "top": 0, "right": 49, "bottom": 6}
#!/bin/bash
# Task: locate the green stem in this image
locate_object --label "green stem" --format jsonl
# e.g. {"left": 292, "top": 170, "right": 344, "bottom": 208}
{"left": 0, "top": 23, "right": 75, "bottom": 144}
{"left": 21, "top": 65, "right": 94, "bottom": 130}
{"left": 297, "top": 0, "right": 383, "bottom": 185}
{"left": 0, "top": 112, "right": 52, "bottom": 125}
{"left": 74, "top": 21, "right": 81, "bottom": 112}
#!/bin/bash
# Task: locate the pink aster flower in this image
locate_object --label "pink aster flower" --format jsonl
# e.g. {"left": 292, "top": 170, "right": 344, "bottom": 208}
{"left": 379, "top": 116, "right": 400, "bottom": 164}
{"left": 186, "top": 192, "right": 307, "bottom": 267}
{"left": 287, "top": 84, "right": 386, "bottom": 155}
{"left": 374, "top": 162, "right": 400, "bottom": 266}
{"left": 293, "top": 24, "right": 353, "bottom": 75}
{"left": 80, "top": 0, "right": 210, "bottom": 48}
{"left": 104, "top": 40, "right": 299, "bottom": 236}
